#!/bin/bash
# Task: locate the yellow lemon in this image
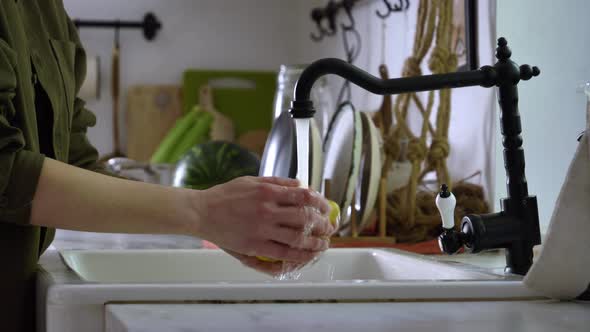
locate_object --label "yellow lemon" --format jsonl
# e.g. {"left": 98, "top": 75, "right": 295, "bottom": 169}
{"left": 256, "top": 255, "right": 277, "bottom": 262}
{"left": 257, "top": 200, "right": 340, "bottom": 262}
{"left": 327, "top": 200, "right": 340, "bottom": 231}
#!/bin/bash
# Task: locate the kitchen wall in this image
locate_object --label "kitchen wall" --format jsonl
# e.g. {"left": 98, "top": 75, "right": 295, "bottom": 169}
{"left": 62, "top": 0, "right": 299, "bottom": 156}
{"left": 495, "top": 0, "right": 590, "bottom": 230}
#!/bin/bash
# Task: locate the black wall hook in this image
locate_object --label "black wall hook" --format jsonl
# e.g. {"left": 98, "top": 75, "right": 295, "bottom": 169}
{"left": 376, "top": 0, "right": 394, "bottom": 18}
{"left": 340, "top": 0, "right": 356, "bottom": 30}
{"left": 324, "top": 1, "right": 339, "bottom": 36}
{"left": 376, "top": 0, "right": 408, "bottom": 19}
{"left": 310, "top": 0, "right": 409, "bottom": 42}
{"left": 310, "top": 5, "right": 337, "bottom": 42}
{"left": 310, "top": 8, "right": 327, "bottom": 41}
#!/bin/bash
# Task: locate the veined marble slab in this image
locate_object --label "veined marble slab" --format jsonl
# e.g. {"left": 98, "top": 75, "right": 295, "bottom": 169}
{"left": 105, "top": 301, "right": 590, "bottom": 332}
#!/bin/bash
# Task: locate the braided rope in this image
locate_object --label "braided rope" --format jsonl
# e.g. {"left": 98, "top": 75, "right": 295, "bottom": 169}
{"left": 382, "top": 0, "right": 460, "bottom": 230}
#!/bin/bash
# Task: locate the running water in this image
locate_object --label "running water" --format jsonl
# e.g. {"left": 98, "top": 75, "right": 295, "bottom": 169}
{"left": 294, "top": 118, "right": 310, "bottom": 189}
{"left": 274, "top": 118, "right": 338, "bottom": 281}
{"left": 275, "top": 118, "right": 310, "bottom": 281}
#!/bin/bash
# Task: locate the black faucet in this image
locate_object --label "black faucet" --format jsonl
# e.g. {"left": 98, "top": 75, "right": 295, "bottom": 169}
{"left": 290, "top": 38, "right": 541, "bottom": 276}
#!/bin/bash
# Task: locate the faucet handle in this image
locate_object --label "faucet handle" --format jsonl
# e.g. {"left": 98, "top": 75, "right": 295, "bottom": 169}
{"left": 436, "top": 184, "right": 464, "bottom": 255}
{"left": 435, "top": 184, "right": 456, "bottom": 230}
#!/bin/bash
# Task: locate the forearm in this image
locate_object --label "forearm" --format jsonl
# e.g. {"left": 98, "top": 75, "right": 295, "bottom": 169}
{"left": 31, "top": 158, "right": 200, "bottom": 236}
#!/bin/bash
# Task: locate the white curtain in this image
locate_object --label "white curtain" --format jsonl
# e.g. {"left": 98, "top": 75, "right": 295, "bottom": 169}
{"left": 294, "top": 0, "right": 498, "bottom": 204}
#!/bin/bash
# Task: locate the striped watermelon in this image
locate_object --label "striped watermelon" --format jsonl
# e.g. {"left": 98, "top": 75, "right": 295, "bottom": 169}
{"left": 173, "top": 141, "right": 260, "bottom": 190}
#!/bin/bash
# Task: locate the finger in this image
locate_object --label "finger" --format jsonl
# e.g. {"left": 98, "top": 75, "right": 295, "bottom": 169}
{"left": 223, "top": 249, "right": 284, "bottom": 275}
{"left": 271, "top": 227, "right": 329, "bottom": 251}
{"left": 223, "top": 248, "right": 251, "bottom": 264}
{"left": 239, "top": 256, "right": 285, "bottom": 275}
{"left": 257, "top": 241, "right": 320, "bottom": 263}
{"left": 311, "top": 220, "right": 336, "bottom": 237}
{"left": 275, "top": 206, "right": 335, "bottom": 237}
{"left": 258, "top": 176, "right": 300, "bottom": 187}
{"left": 275, "top": 188, "right": 330, "bottom": 213}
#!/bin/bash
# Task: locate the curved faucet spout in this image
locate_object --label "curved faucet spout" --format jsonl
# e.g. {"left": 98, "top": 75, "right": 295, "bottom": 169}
{"left": 290, "top": 58, "right": 496, "bottom": 118}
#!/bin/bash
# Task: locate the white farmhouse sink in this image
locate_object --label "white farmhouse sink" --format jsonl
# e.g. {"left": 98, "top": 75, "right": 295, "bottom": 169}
{"left": 59, "top": 248, "right": 497, "bottom": 283}
{"left": 39, "top": 248, "right": 542, "bottom": 332}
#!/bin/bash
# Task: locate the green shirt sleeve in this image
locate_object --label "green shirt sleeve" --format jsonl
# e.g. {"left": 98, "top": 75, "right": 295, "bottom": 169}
{"left": 0, "top": 39, "right": 45, "bottom": 225}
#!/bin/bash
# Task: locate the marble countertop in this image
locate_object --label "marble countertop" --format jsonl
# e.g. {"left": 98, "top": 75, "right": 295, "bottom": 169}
{"left": 105, "top": 300, "right": 590, "bottom": 332}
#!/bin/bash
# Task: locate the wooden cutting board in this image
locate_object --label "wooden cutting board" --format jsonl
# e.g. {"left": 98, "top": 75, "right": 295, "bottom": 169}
{"left": 182, "top": 70, "right": 276, "bottom": 137}
{"left": 126, "top": 85, "right": 183, "bottom": 162}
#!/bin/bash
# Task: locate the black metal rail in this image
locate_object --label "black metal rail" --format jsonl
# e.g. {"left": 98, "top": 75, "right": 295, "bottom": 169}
{"left": 73, "top": 12, "right": 161, "bottom": 41}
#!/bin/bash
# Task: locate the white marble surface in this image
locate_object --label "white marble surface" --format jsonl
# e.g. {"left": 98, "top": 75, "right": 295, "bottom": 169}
{"left": 106, "top": 300, "right": 590, "bottom": 332}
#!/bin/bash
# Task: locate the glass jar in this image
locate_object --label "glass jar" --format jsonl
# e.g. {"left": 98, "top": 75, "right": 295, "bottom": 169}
{"left": 272, "top": 65, "right": 335, "bottom": 139}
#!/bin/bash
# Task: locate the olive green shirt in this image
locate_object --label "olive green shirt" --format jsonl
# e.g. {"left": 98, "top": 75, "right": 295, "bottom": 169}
{"left": 1, "top": 1, "right": 103, "bottom": 330}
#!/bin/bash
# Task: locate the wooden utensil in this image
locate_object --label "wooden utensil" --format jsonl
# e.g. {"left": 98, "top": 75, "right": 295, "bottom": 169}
{"left": 112, "top": 35, "right": 122, "bottom": 156}
{"left": 373, "top": 64, "right": 393, "bottom": 133}
{"left": 126, "top": 85, "right": 183, "bottom": 161}
{"left": 99, "top": 29, "right": 124, "bottom": 162}
{"left": 198, "top": 85, "right": 234, "bottom": 142}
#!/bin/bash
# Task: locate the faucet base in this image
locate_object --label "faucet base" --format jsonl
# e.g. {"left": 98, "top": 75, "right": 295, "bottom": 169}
{"left": 503, "top": 242, "right": 535, "bottom": 276}
{"left": 459, "top": 196, "right": 540, "bottom": 276}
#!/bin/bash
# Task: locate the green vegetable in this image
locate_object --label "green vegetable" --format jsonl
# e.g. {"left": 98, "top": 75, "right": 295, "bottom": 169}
{"left": 173, "top": 141, "right": 260, "bottom": 190}
{"left": 151, "top": 107, "right": 202, "bottom": 164}
{"left": 167, "top": 111, "right": 214, "bottom": 164}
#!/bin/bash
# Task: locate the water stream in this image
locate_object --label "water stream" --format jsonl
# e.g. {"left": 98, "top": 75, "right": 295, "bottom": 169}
{"left": 274, "top": 118, "right": 311, "bottom": 281}
{"left": 294, "top": 118, "right": 310, "bottom": 189}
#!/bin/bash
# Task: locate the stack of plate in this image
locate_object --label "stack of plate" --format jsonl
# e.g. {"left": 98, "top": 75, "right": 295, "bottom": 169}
{"left": 322, "top": 103, "right": 382, "bottom": 235}
{"left": 260, "top": 103, "right": 382, "bottom": 236}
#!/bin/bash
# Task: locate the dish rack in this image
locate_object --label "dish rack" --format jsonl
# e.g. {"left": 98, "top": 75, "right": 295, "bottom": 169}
{"left": 326, "top": 178, "right": 400, "bottom": 246}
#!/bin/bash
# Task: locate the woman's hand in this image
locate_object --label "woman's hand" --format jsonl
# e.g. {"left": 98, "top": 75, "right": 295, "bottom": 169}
{"left": 190, "top": 176, "right": 335, "bottom": 266}
{"left": 30, "top": 159, "right": 333, "bottom": 277}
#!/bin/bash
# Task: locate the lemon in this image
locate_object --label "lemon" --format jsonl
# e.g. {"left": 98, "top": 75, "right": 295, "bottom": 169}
{"left": 327, "top": 200, "right": 340, "bottom": 230}
{"left": 257, "top": 200, "right": 340, "bottom": 262}
{"left": 256, "top": 255, "right": 277, "bottom": 262}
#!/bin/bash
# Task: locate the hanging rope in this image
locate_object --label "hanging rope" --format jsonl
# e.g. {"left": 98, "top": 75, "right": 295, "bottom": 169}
{"left": 421, "top": 0, "right": 457, "bottom": 186}
{"left": 386, "top": 0, "right": 438, "bottom": 227}
{"left": 379, "top": 0, "right": 465, "bottom": 232}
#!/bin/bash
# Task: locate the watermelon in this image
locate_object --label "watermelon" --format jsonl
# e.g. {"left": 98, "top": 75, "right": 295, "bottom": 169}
{"left": 173, "top": 141, "right": 261, "bottom": 190}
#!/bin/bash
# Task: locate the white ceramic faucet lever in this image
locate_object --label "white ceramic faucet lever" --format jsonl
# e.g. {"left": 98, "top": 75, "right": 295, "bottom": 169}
{"left": 435, "top": 184, "right": 456, "bottom": 230}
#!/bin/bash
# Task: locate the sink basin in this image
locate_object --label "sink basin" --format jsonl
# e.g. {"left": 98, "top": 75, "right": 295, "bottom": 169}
{"left": 60, "top": 248, "right": 497, "bottom": 283}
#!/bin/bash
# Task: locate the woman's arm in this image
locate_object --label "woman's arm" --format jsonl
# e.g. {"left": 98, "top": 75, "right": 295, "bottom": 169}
{"left": 31, "top": 158, "right": 334, "bottom": 264}
{"left": 31, "top": 158, "right": 193, "bottom": 235}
